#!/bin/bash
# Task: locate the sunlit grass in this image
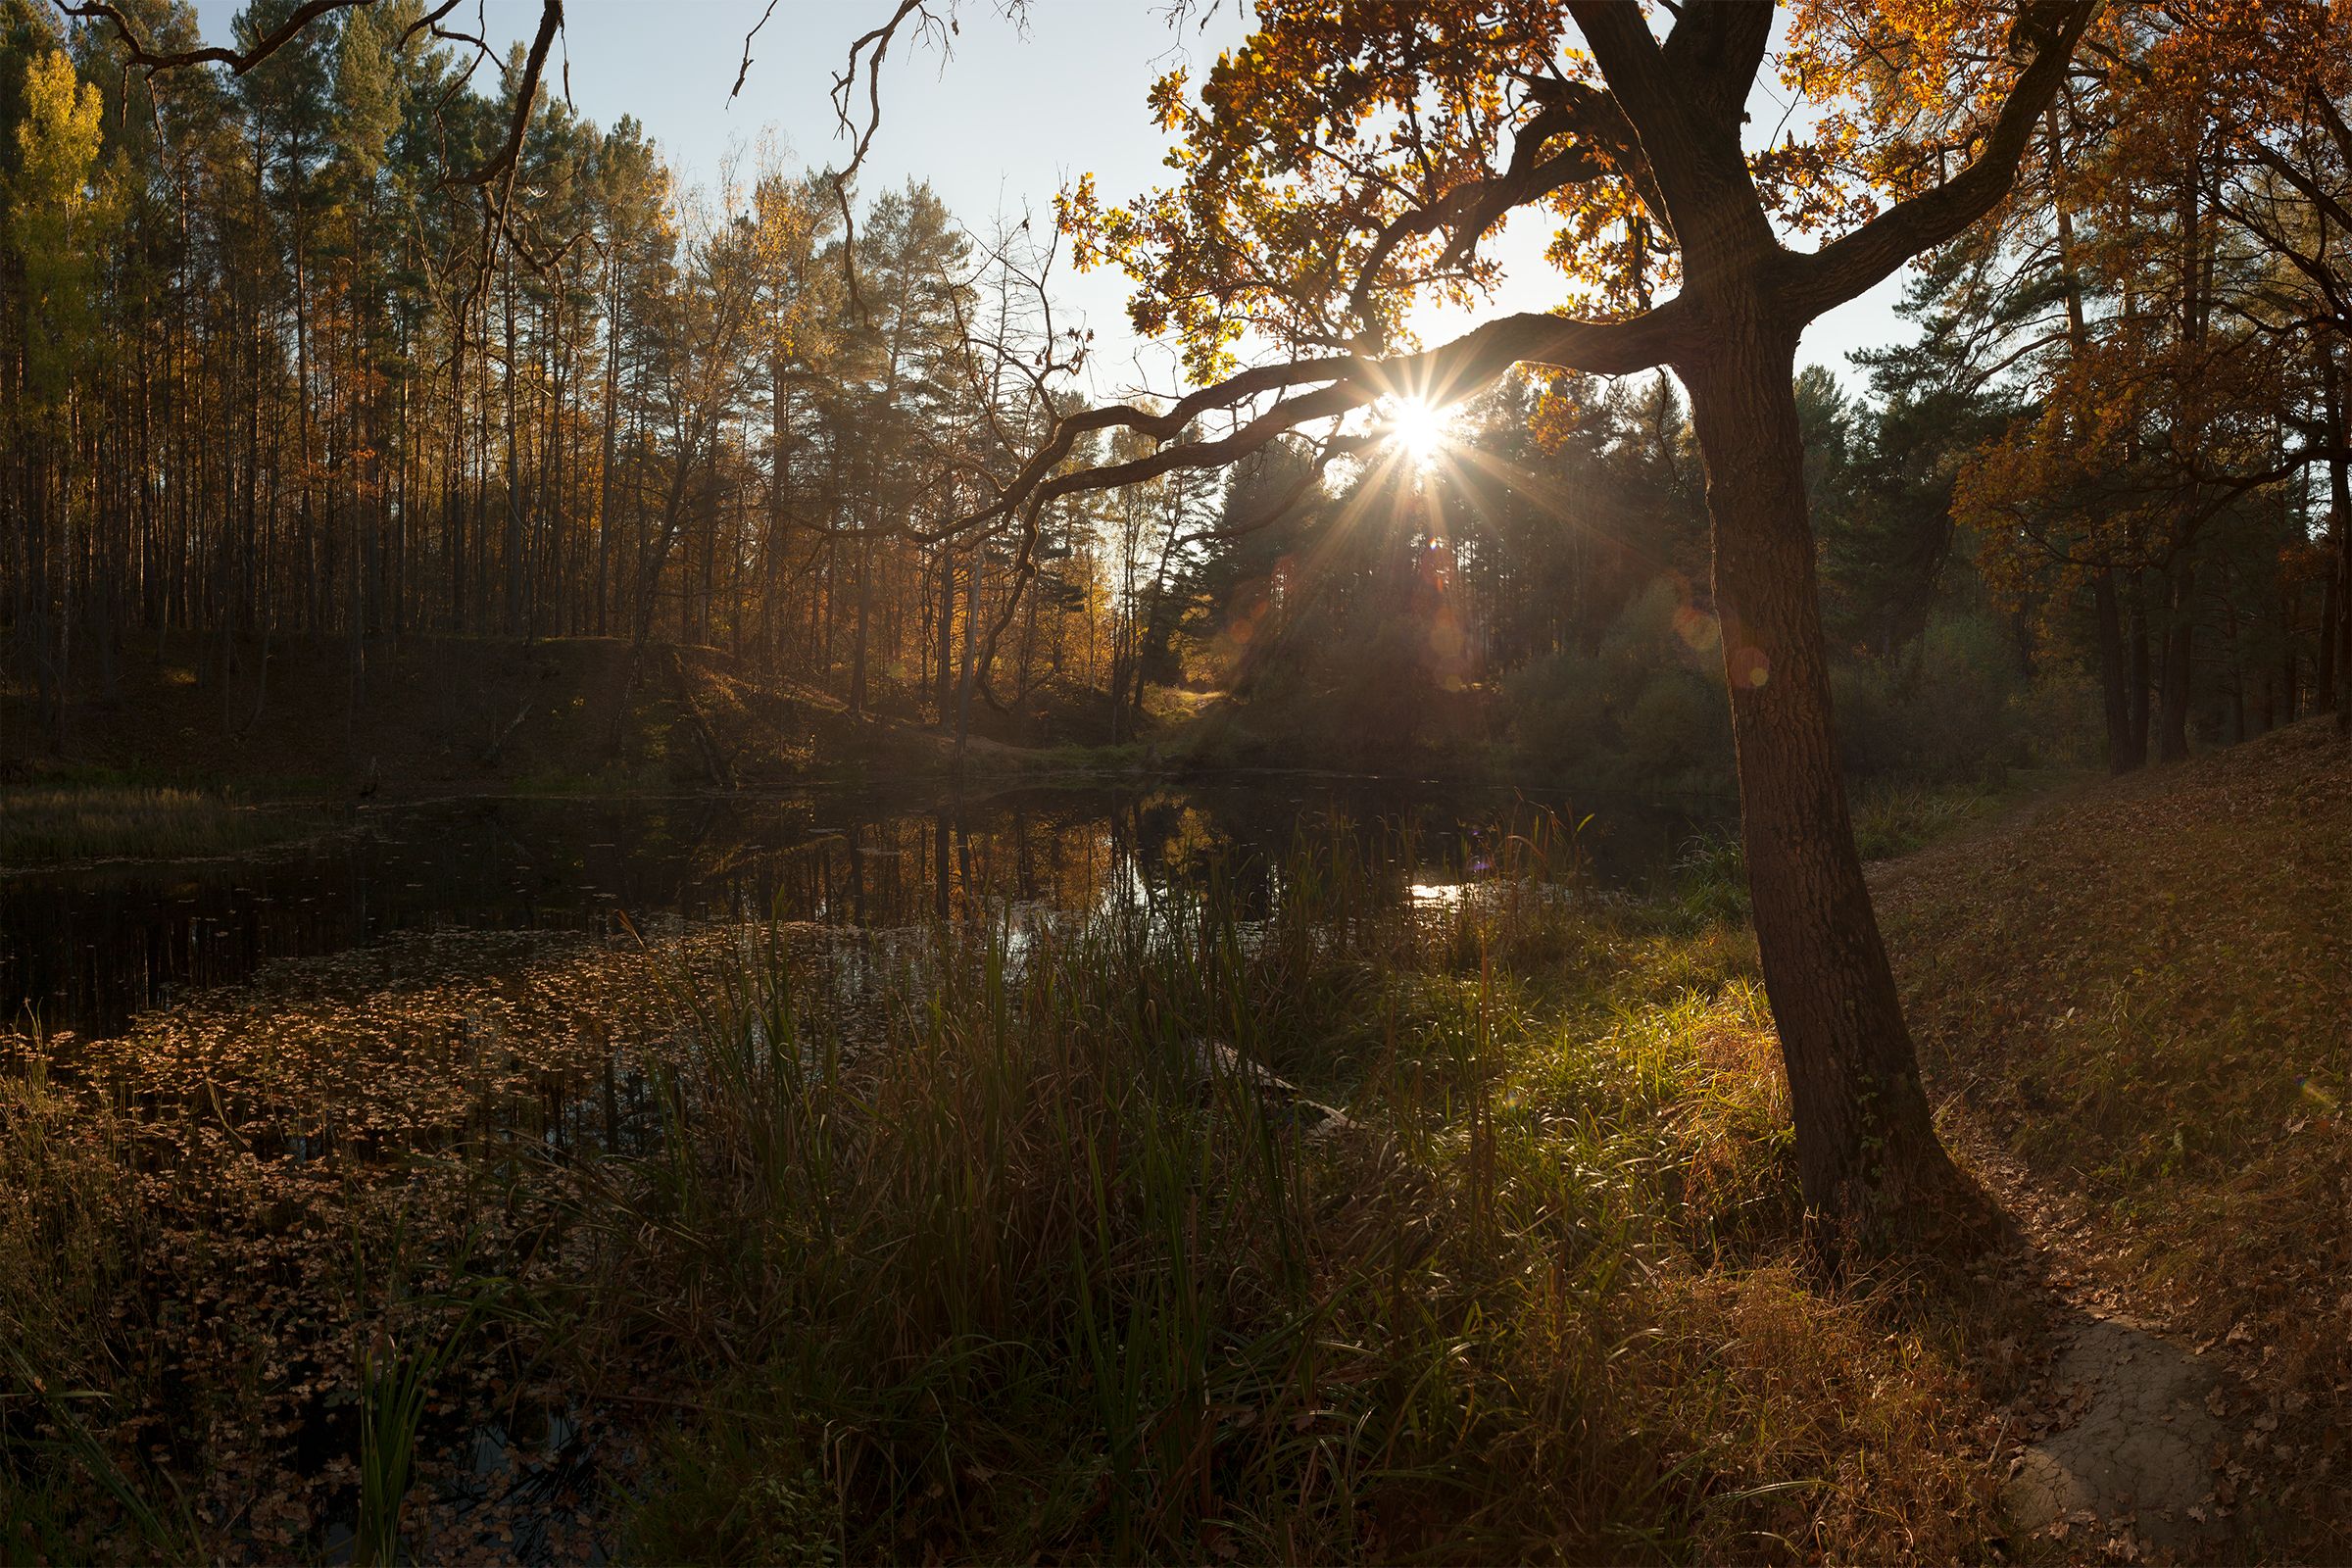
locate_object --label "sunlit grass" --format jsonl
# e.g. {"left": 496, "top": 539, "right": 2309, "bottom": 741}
{"left": 599, "top": 826, "right": 1986, "bottom": 1563}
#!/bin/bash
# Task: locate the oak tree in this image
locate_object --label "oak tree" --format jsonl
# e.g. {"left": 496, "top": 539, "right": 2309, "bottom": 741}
{"left": 948, "top": 0, "right": 2103, "bottom": 1246}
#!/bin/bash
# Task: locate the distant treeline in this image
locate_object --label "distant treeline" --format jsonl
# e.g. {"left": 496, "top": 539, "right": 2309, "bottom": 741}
{"left": 3, "top": 1, "right": 2347, "bottom": 778}
{"left": 0, "top": 0, "right": 1123, "bottom": 744}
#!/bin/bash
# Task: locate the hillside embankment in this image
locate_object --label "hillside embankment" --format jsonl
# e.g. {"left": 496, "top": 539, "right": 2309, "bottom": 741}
{"left": 1877, "top": 715, "right": 2352, "bottom": 1558}
{"left": 0, "top": 634, "right": 1044, "bottom": 804}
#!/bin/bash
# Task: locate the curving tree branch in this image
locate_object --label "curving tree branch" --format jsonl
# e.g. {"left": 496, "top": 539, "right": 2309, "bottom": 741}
{"left": 1785, "top": 0, "right": 2103, "bottom": 319}
{"left": 55, "top": 0, "right": 375, "bottom": 75}
{"left": 1345, "top": 81, "right": 1626, "bottom": 351}
{"left": 965, "top": 299, "right": 1698, "bottom": 538}
{"left": 450, "top": 0, "right": 564, "bottom": 191}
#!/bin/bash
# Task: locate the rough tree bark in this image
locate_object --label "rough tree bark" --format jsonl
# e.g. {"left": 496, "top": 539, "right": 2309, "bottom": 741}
{"left": 1684, "top": 306, "right": 1966, "bottom": 1236}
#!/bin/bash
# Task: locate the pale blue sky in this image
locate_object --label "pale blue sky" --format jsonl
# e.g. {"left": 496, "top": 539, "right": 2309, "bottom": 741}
{"left": 189, "top": 0, "right": 1914, "bottom": 398}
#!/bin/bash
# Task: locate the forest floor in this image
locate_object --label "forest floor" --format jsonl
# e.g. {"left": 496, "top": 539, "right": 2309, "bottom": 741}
{"left": 1879, "top": 713, "right": 2352, "bottom": 1561}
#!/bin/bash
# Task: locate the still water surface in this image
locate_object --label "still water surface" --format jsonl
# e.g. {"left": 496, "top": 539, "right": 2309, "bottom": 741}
{"left": 2, "top": 779, "right": 1720, "bottom": 1038}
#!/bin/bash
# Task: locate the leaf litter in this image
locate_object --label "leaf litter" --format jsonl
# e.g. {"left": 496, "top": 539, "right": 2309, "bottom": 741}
{"left": 1, "top": 919, "right": 898, "bottom": 1564}
{"left": 1874, "top": 719, "right": 2352, "bottom": 1560}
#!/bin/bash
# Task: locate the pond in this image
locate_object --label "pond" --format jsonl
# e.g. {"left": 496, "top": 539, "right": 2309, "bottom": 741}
{"left": 0, "top": 775, "right": 1734, "bottom": 1564}
{"left": 1, "top": 777, "right": 1724, "bottom": 1040}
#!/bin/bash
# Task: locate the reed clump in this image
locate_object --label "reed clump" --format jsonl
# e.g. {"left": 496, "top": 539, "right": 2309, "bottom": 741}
{"left": 597, "top": 822, "right": 1990, "bottom": 1563}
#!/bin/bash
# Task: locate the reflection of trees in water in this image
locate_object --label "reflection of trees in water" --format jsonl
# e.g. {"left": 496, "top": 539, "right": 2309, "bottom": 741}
{"left": 3, "top": 785, "right": 1716, "bottom": 1037}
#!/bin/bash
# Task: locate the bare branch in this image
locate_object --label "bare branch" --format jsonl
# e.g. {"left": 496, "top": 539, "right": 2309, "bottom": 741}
{"left": 451, "top": 1, "right": 564, "bottom": 190}
{"left": 397, "top": 1, "right": 464, "bottom": 53}
{"left": 1346, "top": 82, "right": 1623, "bottom": 350}
{"left": 831, "top": 0, "right": 945, "bottom": 184}
{"left": 2249, "top": 143, "right": 2352, "bottom": 239}
{"left": 730, "top": 0, "right": 781, "bottom": 106}
{"left": 55, "top": 0, "right": 376, "bottom": 75}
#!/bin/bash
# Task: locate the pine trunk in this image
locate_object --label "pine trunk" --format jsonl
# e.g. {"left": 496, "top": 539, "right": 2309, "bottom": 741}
{"left": 2327, "top": 354, "right": 2352, "bottom": 737}
{"left": 2157, "top": 559, "right": 2196, "bottom": 762}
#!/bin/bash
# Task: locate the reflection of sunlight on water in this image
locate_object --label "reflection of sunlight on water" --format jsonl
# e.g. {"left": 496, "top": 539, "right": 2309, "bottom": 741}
{"left": 8, "top": 787, "right": 1696, "bottom": 1040}
{"left": 1408, "top": 881, "right": 1469, "bottom": 909}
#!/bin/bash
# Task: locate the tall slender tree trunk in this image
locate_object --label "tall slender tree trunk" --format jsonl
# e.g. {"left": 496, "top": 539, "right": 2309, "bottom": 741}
{"left": 2127, "top": 574, "right": 2152, "bottom": 760}
{"left": 597, "top": 251, "right": 623, "bottom": 638}
{"left": 1682, "top": 307, "right": 1965, "bottom": 1246}
{"left": 447, "top": 290, "right": 469, "bottom": 634}
{"left": 2317, "top": 507, "right": 2337, "bottom": 716}
{"left": 2092, "top": 567, "right": 2140, "bottom": 771}
{"left": 2157, "top": 558, "right": 2196, "bottom": 762}
{"left": 2052, "top": 104, "right": 2142, "bottom": 773}
{"left": 293, "top": 204, "right": 318, "bottom": 638}
{"left": 2326, "top": 352, "right": 2352, "bottom": 736}
{"left": 956, "top": 547, "right": 984, "bottom": 760}
{"left": 849, "top": 536, "right": 872, "bottom": 715}
{"left": 503, "top": 263, "right": 525, "bottom": 636}
{"left": 935, "top": 548, "right": 957, "bottom": 721}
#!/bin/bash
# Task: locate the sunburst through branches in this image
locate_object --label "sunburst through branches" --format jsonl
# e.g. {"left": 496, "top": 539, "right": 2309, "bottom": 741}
{"left": 1383, "top": 395, "right": 1458, "bottom": 469}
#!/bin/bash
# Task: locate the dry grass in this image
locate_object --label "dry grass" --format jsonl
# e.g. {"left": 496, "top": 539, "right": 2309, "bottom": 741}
{"left": 0, "top": 786, "right": 320, "bottom": 867}
{"left": 606, "top": 849, "right": 1998, "bottom": 1564}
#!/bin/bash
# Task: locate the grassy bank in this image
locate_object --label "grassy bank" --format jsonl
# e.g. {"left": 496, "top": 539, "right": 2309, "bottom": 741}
{"left": 0, "top": 783, "right": 330, "bottom": 868}
{"left": 610, "top": 840, "right": 1994, "bottom": 1564}
{"left": 0, "top": 816, "right": 2003, "bottom": 1563}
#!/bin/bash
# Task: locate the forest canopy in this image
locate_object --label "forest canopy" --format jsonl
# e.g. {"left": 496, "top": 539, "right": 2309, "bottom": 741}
{"left": 1, "top": 0, "right": 2342, "bottom": 773}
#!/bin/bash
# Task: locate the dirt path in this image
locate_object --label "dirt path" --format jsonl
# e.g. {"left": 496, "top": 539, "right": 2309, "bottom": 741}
{"left": 1859, "top": 728, "right": 2352, "bottom": 1560}
{"left": 2002, "top": 1312, "right": 2237, "bottom": 1556}
{"left": 1960, "top": 1144, "right": 2294, "bottom": 1562}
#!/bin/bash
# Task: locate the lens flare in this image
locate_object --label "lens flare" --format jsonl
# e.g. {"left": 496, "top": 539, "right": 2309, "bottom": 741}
{"left": 1386, "top": 396, "right": 1450, "bottom": 466}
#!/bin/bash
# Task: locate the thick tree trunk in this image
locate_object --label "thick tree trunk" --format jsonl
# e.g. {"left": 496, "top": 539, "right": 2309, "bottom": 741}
{"left": 1683, "top": 314, "right": 1966, "bottom": 1250}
